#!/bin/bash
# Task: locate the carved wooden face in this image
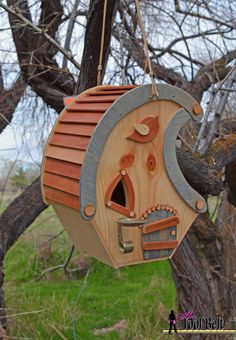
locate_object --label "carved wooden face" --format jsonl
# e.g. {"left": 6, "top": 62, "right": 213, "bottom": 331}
{"left": 95, "top": 100, "right": 197, "bottom": 266}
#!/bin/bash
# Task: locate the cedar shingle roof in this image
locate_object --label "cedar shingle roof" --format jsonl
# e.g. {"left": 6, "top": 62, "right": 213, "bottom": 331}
{"left": 42, "top": 85, "right": 136, "bottom": 211}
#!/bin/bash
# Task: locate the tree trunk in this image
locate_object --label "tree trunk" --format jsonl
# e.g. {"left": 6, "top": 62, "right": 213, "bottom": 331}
{"left": 171, "top": 196, "right": 236, "bottom": 339}
{"left": 0, "top": 179, "right": 47, "bottom": 328}
{"left": 78, "top": 0, "right": 118, "bottom": 93}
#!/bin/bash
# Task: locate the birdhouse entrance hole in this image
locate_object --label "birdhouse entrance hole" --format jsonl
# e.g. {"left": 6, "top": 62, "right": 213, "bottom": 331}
{"left": 105, "top": 171, "right": 135, "bottom": 217}
{"left": 111, "top": 179, "right": 127, "bottom": 208}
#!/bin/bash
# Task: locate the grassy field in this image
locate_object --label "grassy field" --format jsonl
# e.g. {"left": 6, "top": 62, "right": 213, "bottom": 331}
{"left": 2, "top": 193, "right": 178, "bottom": 339}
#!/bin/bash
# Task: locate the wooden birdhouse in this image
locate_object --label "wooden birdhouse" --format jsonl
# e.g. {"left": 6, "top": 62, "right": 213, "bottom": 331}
{"left": 41, "top": 84, "right": 206, "bottom": 268}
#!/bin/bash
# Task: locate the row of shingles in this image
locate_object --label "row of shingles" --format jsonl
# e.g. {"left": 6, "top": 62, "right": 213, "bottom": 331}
{"left": 43, "top": 85, "right": 136, "bottom": 211}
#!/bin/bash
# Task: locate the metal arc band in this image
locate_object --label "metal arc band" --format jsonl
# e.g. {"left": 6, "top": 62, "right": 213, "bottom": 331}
{"left": 163, "top": 108, "right": 207, "bottom": 213}
{"left": 80, "top": 84, "right": 204, "bottom": 220}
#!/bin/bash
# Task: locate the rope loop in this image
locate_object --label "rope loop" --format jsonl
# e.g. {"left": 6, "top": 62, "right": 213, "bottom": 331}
{"left": 134, "top": 0, "right": 159, "bottom": 99}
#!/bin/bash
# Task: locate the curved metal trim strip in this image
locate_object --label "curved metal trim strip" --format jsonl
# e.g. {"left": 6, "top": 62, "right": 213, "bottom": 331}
{"left": 163, "top": 108, "right": 207, "bottom": 212}
{"left": 80, "top": 84, "right": 204, "bottom": 220}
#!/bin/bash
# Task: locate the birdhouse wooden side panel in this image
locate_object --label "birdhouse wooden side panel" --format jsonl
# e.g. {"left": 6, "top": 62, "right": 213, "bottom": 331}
{"left": 93, "top": 99, "right": 198, "bottom": 267}
{"left": 51, "top": 202, "right": 116, "bottom": 267}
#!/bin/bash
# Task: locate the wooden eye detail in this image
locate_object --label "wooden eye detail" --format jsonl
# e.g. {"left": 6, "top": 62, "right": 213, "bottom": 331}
{"left": 119, "top": 153, "right": 135, "bottom": 168}
{"left": 146, "top": 154, "right": 156, "bottom": 171}
{"left": 127, "top": 116, "right": 159, "bottom": 143}
{"left": 133, "top": 124, "right": 150, "bottom": 136}
{"left": 105, "top": 170, "right": 135, "bottom": 217}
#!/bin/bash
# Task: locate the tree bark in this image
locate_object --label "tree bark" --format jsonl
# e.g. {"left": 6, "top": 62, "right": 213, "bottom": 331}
{"left": 78, "top": 0, "right": 118, "bottom": 93}
{"left": 0, "top": 75, "right": 26, "bottom": 133}
{"left": 171, "top": 137, "right": 236, "bottom": 339}
{"left": 7, "top": 0, "right": 75, "bottom": 112}
{"left": 0, "top": 179, "right": 46, "bottom": 327}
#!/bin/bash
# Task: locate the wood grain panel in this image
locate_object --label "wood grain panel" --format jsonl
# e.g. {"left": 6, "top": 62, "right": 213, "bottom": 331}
{"left": 67, "top": 102, "right": 110, "bottom": 112}
{"left": 100, "top": 85, "right": 137, "bottom": 91}
{"left": 45, "top": 145, "right": 85, "bottom": 164}
{"left": 142, "top": 240, "right": 179, "bottom": 250}
{"left": 143, "top": 216, "right": 179, "bottom": 234}
{"left": 52, "top": 203, "right": 115, "bottom": 267}
{"left": 44, "top": 172, "right": 80, "bottom": 196}
{"left": 61, "top": 112, "right": 103, "bottom": 124}
{"left": 50, "top": 134, "right": 90, "bottom": 150}
{"left": 44, "top": 158, "right": 81, "bottom": 180}
{"left": 77, "top": 95, "right": 119, "bottom": 103}
{"left": 95, "top": 98, "right": 197, "bottom": 266}
{"left": 56, "top": 123, "right": 95, "bottom": 136}
{"left": 45, "top": 187, "right": 80, "bottom": 210}
{"left": 89, "top": 90, "right": 129, "bottom": 96}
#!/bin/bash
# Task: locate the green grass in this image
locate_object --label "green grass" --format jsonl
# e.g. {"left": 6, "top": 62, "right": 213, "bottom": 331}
{"left": 3, "top": 204, "right": 177, "bottom": 339}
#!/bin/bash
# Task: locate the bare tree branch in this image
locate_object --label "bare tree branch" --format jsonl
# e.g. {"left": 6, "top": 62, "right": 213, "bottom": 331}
{"left": 0, "top": 75, "right": 26, "bottom": 133}
{"left": 186, "top": 49, "right": 236, "bottom": 101}
{"left": 62, "top": 0, "right": 81, "bottom": 69}
{"left": 0, "top": 1, "right": 81, "bottom": 70}
{"left": 113, "top": 27, "right": 186, "bottom": 87}
{"left": 6, "top": 0, "right": 75, "bottom": 112}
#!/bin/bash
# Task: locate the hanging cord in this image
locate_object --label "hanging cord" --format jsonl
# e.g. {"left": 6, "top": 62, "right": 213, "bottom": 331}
{"left": 142, "top": 58, "right": 148, "bottom": 84}
{"left": 134, "top": 0, "right": 159, "bottom": 98}
{"left": 97, "top": 0, "right": 108, "bottom": 86}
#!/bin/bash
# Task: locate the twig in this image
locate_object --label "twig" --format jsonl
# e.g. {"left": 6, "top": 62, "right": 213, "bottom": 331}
{"left": 49, "top": 324, "right": 68, "bottom": 340}
{"left": 64, "top": 246, "right": 75, "bottom": 271}
{"left": 72, "top": 266, "right": 91, "bottom": 340}
{"left": 0, "top": 2, "right": 80, "bottom": 70}
{"left": 62, "top": 0, "right": 80, "bottom": 69}
{"left": 35, "top": 245, "right": 75, "bottom": 281}
{"left": 35, "top": 264, "right": 65, "bottom": 281}
{"left": 3, "top": 309, "right": 47, "bottom": 319}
